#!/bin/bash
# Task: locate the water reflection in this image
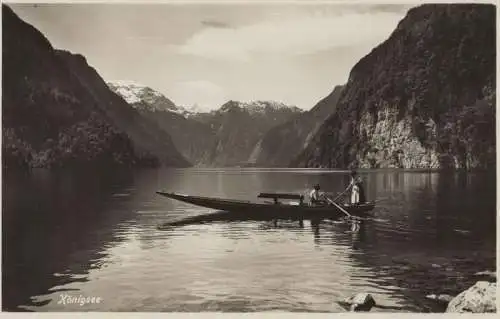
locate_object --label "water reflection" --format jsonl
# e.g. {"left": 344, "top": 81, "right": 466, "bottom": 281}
{"left": 2, "top": 168, "right": 138, "bottom": 310}
{"left": 344, "top": 170, "right": 494, "bottom": 312}
{"left": 2, "top": 168, "right": 495, "bottom": 312}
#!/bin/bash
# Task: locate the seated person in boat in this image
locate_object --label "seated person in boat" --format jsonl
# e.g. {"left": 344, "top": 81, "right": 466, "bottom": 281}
{"left": 349, "top": 170, "right": 366, "bottom": 205}
{"left": 310, "top": 184, "right": 328, "bottom": 206}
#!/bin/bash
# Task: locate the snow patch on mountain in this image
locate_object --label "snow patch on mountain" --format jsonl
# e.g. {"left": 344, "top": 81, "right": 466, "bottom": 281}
{"left": 219, "top": 100, "right": 302, "bottom": 115}
{"left": 182, "top": 104, "right": 204, "bottom": 114}
{"left": 107, "top": 81, "right": 187, "bottom": 114}
{"left": 107, "top": 81, "right": 149, "bottom": 104}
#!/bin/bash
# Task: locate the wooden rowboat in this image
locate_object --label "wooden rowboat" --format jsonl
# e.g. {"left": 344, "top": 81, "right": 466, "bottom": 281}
{"left": 156, "top": 191, "right": 375, "bottom": 223}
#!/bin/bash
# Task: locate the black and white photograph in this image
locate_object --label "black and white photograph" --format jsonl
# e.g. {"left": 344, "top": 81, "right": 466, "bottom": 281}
{"left": 2, "top": 0, "right": 497, "bottom": 313}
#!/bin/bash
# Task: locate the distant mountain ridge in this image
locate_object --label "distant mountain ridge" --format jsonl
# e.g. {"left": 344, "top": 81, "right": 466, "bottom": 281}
{"left": 107, "top": 82, "right": 196, "bottom": 115}
{"left": 2, "top": 5, "right": 190, "bottom": 169}
{"left": 108, "top": 82, "right": 215, "bottom": 165}
{"left": 109, "top": 84, "right": 303, "bottom": 166}
{"left": 250, "top": 85, "right": 345, "bottom": 167}
{"left": 218, "top": 100, "right": 302, "bottom": 115}
{"left": 191, "top": 100, "right": 303, "bottom": 166}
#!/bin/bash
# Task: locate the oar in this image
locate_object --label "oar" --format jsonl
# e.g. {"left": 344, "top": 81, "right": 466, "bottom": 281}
{"left": 331, "top": 184, "right": 352, "bottom": 202}
{"left": 325, "top": 196, "right": 353, "bottom": 219}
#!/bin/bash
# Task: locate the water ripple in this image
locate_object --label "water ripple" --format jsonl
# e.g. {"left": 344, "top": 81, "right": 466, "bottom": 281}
{"left": 6, "top": 169, "right": 495, "bottom": 312}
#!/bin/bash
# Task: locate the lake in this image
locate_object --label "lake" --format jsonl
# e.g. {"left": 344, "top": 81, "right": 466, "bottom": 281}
{"left": 2, "top": 168, "right": 496, "bottom": 312}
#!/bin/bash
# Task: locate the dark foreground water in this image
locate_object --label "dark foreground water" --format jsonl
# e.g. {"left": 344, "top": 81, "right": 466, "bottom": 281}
{"left": 2, "top": 168, "right": 496, "bottom": 312}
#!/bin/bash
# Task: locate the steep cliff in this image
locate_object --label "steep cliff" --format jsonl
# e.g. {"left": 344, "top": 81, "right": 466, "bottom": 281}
{"left": 108, "top": 82, "right": 214, "bottom": 165}
{"left": 252, "top": 85, "right": 344, "bottom": 167}
{"left": 293, "top": 4, "right": 495, "bottom": 169}
{"left": 2, "top": 5, "right": 189, "bottom": 169}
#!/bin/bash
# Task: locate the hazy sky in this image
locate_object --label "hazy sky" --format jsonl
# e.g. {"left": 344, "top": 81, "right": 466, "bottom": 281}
{"left": 10, "top": 3, "right": 413, "bottom": 110}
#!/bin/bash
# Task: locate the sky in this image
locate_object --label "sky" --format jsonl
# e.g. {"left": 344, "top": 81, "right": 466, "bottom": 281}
{"left": 10, "top": 2, "right": 413, "bottom": 111}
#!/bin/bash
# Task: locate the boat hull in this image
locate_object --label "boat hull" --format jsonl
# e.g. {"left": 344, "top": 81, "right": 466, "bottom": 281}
{"left": 156, "top": 191, "right": 375, "bottom": 220}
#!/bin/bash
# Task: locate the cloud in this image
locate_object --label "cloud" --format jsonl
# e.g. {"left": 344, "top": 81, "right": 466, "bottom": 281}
{"left": 369, "top": 4, "right": 414, "bottom": 13}
{"left": 169, "top": 80, "right": 228, "bottom": 111}
{"left": 176, "top": 11, "right": 405, "bottom": 61}
{"left": 201, "top": 20, "right": 232, "bottom": 29}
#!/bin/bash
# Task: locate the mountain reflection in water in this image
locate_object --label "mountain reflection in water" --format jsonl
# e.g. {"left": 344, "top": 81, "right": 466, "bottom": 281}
{"left": 2, "top": 168, "right": 495, "bottom": 312}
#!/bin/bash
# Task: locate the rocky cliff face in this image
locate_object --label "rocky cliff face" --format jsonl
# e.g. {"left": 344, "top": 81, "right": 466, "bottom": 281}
{"left": 108, "top": 82, "right": 215, "bottom": 165}
{"left": 251, "top": 85, "right": 344, "bottom": 167}
{"left": 193, "top": 101, "right": 302, "bottom": 166}
{"left": 2, "top": 5, "right": 189, "bottom": 169}
{"left": 294, "top": 4, "right": 495, "bottom": 169}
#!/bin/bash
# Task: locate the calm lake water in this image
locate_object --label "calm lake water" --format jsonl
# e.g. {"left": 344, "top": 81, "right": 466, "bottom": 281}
{"left": 2, "top": 168, "right": 496, "bottom": 312}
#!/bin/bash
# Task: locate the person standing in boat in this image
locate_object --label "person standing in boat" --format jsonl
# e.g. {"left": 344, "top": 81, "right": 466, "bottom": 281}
{"left": 334, "top": 170, "right": 366, "bottom": 205}
{"left": 310, "top": 184, "right": 327, "bottom": 206}
{"left": 349, "top": 170, "right": 366, "bottom": 205}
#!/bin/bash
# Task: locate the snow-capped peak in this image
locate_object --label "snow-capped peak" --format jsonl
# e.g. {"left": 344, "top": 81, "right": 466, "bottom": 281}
{"left": 108, "top": 82, "right": 142, "bottom": 104}
{"left": 107, "top": 81, "right": 184, "bottom": 114}
{"left": 220, "top": 100, "right": 301, "bottom": 115}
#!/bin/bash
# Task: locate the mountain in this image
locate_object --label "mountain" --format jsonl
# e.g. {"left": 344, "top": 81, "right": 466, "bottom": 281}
{"left": 218, "top": 100, "right": 302, "bottom": 115}
{"left": 250, "top": 85, "right": 344, "bottom": 167}
{"left": 192, "top": 100, "right": 303, "bottom": 166}
{"left": 181, "top": 104, "right": 205, "bottom": 116}
{"left": 293, "top": 4, "right": 495, "bottom": 169}
{"left": 2, "top": 5, "right": 190, "bottom": 169}
{"left": 107, "top": 83, "right": 301, "bottom": 166}
{"left": 108, "top": 82, "right": 214, "bottom": 165}
{"left": 106, "top": 82, "right": 304, "bottom": 166}
{"left": 107, "top": 82, "right": 188, "bottom": 114}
